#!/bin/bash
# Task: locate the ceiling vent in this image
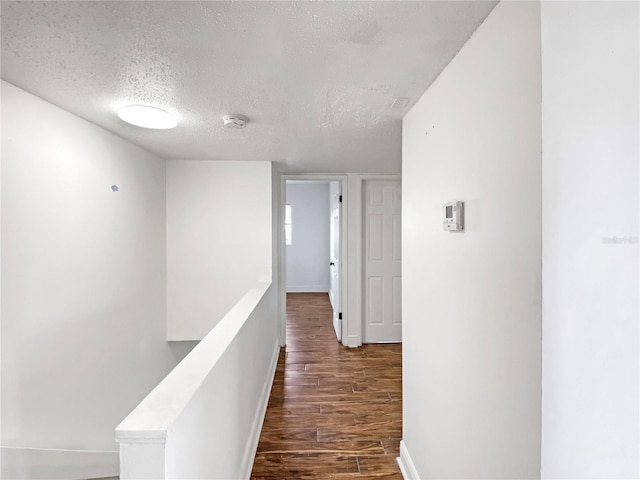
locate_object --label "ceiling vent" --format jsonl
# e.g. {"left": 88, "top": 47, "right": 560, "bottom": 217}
{"left": 223, "top": 114, "right": 247, "bottom": 129}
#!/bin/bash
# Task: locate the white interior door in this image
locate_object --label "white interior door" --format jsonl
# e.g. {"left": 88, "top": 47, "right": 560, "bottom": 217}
{"left": 363, "top": 180, "right": 401, "bottom": 343}
{"left": 329, "top": 182, "right": 342, "bottom": 341}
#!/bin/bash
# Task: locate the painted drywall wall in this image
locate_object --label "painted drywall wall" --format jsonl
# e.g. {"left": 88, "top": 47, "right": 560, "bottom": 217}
{"left": 286, "top": 182, "right": 330, "bottom": 292}
{"left": 166, "top": 283, "right": 278, "bottom": 479}
{"left": 0, "top": 447, "right": 118, "bottom": 480}
{"left": 540, "top": 2, "right": 640, "bottom": 478}
{"left": 1, "top": 81, "right": 190, "bottom": 471}
{"left": 117, "top": 282, "right": 279, "bottom": 480}
{"left": 401, "top": 2, "right": 542, "bottom": 478}
{"left": 166, "top": 160, "right": 272, "bottom": 340}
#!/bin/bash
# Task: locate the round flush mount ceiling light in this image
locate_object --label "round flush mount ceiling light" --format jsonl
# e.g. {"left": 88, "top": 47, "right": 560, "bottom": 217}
{"left": 117, "top": 105, "right": 178, "bottom": 129}
{"left": 223, "top": 114, "right": 247, "bottom": 129}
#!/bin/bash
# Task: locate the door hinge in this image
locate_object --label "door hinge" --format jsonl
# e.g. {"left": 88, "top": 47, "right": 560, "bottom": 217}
{"left": 338, "top": 312, "right": 342, "bottom": 320}
{"left": 339, "top": 195, "right": 343, "bottom": 203}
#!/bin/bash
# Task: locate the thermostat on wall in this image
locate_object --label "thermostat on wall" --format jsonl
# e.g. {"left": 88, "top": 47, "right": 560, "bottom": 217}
{"left": 443, "top": 201, "right": 464, "bottom": 232}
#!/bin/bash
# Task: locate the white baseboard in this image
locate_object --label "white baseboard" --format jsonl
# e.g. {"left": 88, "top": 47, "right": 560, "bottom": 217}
{"left": 286, "top": 285, "right": 329, "bottom": 293}
{"left": 1, "top": 446, "right": 118, "bottom": 480}
{"left": 240, "top": 339, "right": 281, "bottom": 479}
{"left": 397, "top": 440, "right": 420, "bottom": 480}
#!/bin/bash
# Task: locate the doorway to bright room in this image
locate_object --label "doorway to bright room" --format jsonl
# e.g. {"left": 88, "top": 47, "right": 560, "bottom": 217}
{"left": 284, "top": 180, "right": 342, "bottom": 343}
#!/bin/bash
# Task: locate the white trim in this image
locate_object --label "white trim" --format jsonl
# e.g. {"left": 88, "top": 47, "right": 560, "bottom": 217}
{"left": 0, "top": 446, "right": 118, "bottom": 480}
{"left": 272, "top": 166, "right": 285, "bottom": 347}
{"left": 344, "top": 174, "right": 362, "bottom": 347}
{"left": 278, "top": 174, "right": 287, "bottom": 346}
{"left": 397, "top": 440, "right": 420, "bottom": 480}
{"left": 240, "top": 339, "right": 281, "bottom": 479}
{"left": 286, "top": 285, "right": 329, "bottom": 293}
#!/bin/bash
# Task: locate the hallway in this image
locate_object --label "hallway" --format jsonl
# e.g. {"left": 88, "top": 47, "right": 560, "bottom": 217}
{"left": 251, "top": 293, "right": 403, "bottom": 479}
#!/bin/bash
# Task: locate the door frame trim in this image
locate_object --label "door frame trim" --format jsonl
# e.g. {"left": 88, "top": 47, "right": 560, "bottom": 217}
{"left": 278, "top": 173, "right": 401, "bottom": 348}
{"left": 279, "top": 174, "right": 348, "bottom": 347}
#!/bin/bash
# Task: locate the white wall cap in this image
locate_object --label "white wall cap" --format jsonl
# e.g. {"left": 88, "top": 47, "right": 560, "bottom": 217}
{"left": 115, "top": 281, "right": 272, "bottom": 443}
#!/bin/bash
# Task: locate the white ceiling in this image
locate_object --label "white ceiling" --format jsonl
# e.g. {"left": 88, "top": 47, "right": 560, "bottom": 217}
{"left": 1, "top": 1, "right": 496, "bottom": 173}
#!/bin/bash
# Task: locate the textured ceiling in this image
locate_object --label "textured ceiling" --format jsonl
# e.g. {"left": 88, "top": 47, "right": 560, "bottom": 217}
{"left": 1, "top": 1, "right": 496, "bottom": 173}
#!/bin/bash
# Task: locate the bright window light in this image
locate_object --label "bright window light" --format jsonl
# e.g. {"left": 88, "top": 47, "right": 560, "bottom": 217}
{"left": 117, "top": 105, "right": 177, "bottom": 129}
{"left": 285, "top": 204, "right": 292, "bottom": 245}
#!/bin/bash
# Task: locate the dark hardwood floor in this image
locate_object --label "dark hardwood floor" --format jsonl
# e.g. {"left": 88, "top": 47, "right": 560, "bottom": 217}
{"left": 251, "top": 292, "right": 403, "bottom": 479}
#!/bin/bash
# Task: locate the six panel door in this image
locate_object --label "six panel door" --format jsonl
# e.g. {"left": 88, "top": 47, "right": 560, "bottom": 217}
{"left": 363, "top": 180, "right": 401, "bottom": 343}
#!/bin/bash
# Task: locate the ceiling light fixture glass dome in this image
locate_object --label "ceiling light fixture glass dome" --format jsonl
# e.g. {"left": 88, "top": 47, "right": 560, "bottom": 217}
{"left": 117, "top": 105, "right": 178, "bottom": 129}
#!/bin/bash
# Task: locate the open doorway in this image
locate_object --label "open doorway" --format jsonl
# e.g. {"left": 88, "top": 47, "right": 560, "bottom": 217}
{"left": 281, "top": 178, "right": 344, "bottom": 346}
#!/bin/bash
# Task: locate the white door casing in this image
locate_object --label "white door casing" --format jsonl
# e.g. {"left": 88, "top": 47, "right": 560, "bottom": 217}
{"left": 363, "top": 180, "right": 402, "bottom": 343}
{"left": 279, "top": 174, "right": 348, "bottom": 347}
{"left": 279, "top": 173, "right": 401, "bottom": 348}
{"left": 329, "top": 182, "right": 342, "bottom": 341}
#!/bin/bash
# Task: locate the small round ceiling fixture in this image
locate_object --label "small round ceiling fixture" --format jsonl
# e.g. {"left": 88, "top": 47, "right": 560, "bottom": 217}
{"left": 223, "top": 114, "right": 247, "bottom": 129}
{"left": 118, "top": 105, "right": 178, "bottom": 129}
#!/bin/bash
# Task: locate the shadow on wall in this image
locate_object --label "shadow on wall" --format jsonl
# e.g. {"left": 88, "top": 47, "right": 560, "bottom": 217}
{"left": 168, "top": 341, "right": 199, "bottom": 364}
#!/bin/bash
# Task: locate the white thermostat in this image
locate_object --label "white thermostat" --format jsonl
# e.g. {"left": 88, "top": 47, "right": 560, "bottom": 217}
{"left": 443, "top": 201, "right": 464, "bottom": 231}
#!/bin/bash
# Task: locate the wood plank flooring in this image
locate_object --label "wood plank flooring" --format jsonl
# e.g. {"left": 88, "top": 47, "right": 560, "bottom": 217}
{"left": 251, "top": 293, "right": 403, "bottom": 480}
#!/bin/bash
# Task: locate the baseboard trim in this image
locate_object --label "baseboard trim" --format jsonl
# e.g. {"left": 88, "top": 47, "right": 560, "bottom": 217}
{"left": 286, "top": 285, "right": 329, "bottom": 293}
{"left": 239, "top": 339, "right": 281, "bottom": 479}
{"left": 397, "top": 440, "right": 420, "bottom": 480}
{"left": 1, "top": 446, "right": 118, "bottom": 480}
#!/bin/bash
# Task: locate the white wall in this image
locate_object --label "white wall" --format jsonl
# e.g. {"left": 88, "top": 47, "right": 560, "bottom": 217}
{"left": 286, "top": 182, "right": 330, "bottom": 292}
{"left": 541, "top": 2, "right": 640, "bottom": 478}
{"left": 117, "top": 282, "right": 279, "bottom": 480}
{"left": 166, "top": 160, "right": 272, "bottom": 340}
{"left": 1, "top": 81, "right": 189, "bottom": 471}
{"left": 401, "top": 2, "right": 542, "bottom": 478}
{"left": 166, "top": 283, "right": 278, "bottom": 480}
